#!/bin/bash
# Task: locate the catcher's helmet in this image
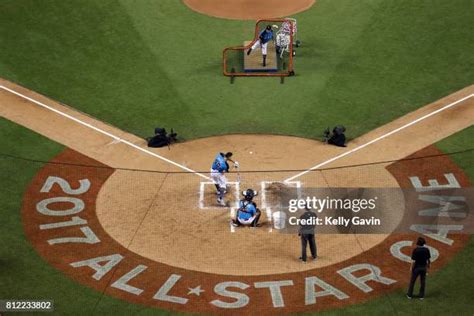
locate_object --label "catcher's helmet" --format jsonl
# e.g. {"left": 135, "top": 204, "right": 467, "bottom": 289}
{"left": 242, "top": 189, "right": 258, "bottom": 201}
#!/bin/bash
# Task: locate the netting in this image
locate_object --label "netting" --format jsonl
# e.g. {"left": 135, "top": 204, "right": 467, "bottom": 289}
{"left": 4, "top": 147, "right": 473, "bottom": 231}
{"left": 3, "top": 148, "right": 473, "bottom": 279}
{"left": 223, "top": 19, "right": 296, "bottom": 77}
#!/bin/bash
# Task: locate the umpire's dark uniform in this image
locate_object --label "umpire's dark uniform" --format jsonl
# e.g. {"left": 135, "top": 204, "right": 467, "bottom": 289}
{"left": 407, "top": 241, "right": 431, "bottom": 299}
{"left": 298, "top": 209, "right": 317, "bottom": 262}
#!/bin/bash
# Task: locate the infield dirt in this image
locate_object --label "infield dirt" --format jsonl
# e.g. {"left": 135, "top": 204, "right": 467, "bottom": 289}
{"left": 182, "top": 0, "right": 316, "bottom": 20}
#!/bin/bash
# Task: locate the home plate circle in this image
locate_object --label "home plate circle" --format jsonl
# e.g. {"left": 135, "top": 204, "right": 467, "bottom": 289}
{"left": 21, "top": 136, "right": 471, "bottom": 314}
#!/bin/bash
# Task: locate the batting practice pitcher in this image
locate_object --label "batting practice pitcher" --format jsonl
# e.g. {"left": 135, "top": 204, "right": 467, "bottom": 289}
{"left": 247, "top": 25, "right": 274, "bottom": 67}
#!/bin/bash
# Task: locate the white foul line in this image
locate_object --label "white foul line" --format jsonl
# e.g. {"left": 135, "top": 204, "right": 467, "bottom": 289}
{"left": 0, "top": 85, "right": 210, "bottom": 180}
{"left": 284, "top": 94, "right": 474, "bottom": 183}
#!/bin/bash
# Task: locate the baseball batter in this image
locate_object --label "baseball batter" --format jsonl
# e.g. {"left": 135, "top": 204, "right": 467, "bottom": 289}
{"left": 210, "top": 152, "right": 236, "bottom": 206}
{"left": 247, "top": 25, "right": 274, "bottom": 67}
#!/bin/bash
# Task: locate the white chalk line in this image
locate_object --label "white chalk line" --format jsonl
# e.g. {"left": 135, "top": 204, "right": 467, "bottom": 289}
{"left": 199, "top": 181, "right": 240, "bottom": 210}
{"left": 0, "top": 85, "right": 210, "bottom": 180}
{"left": 230, "top": 208, "right": 236, "bottom": 233}
{"left": 260, "top": 181, "right": 301, "bottom": 232}
{"left": 284, "top": 94, "right": 474, "bottom": 182}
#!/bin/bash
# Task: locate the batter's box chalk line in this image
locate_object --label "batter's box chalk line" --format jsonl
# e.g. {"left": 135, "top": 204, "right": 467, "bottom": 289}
{"left": 199, "top": 181, "right": 240, "bottom": 210}
{"left": 230, "top": 208, "right": 236, "bottom": 233}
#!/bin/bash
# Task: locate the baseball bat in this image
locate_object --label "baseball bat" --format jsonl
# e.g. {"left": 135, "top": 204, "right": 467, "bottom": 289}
{"left": 227, "top": 158, "right": 241, "bottom": 183}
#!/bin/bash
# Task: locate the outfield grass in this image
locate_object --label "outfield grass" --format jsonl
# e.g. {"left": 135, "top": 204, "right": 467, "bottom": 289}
{"left": 1, "top": 0, "right": 473, "bottom": 140}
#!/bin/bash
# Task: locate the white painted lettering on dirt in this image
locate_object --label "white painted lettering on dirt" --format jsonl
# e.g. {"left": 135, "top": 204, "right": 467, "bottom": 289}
{"left": 390, "top": 241, "right": 439, "bottom": 263}
{"left": 337, "top": 264, "right": 396, "bottom": 293}
{"left": 36, "top": 197, "right": 84, "bottom": 216}
{"left": 305, "top": 276, "right": 348, "bottom": 305}
{"left": 211, "top": 282, "right": 250, "bottom": 309}
{"left": 70, "top": 254, "right": 124, "bottom": 280}
{"left": 418, "top": 195, "right": 467, "bottom": 218}
{"left": 40, "top": 176, "right": 91, "bottom": 195}
{"left": 410, "top": 224, "right": 463, "bottom": 245}
{"left": 410, "top": 173, "right": 460, "bottom": 192}
{"left": 111, "top": 264, "right": 148, "bottom": 295}
{"left": 47, "top": 226, "right": 100, "bottom": 245}
{"left": 254, "top": 280, "right": 294, "bottom": 308}
{"left": 153, "top": 274, "right": 188, "bottom": 305}
{"left": 40, "top": 216, "right": 87, "bottom": 230}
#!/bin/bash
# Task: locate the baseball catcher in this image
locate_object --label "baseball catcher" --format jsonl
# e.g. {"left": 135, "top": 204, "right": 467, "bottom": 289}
{"left": 231, "top": 189, "right": 261, "bottom": 227}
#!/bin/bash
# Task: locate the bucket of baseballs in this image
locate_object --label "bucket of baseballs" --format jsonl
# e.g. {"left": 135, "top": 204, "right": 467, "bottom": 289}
{"left": 272, "top": 211, "right": 287, "bottom": 230}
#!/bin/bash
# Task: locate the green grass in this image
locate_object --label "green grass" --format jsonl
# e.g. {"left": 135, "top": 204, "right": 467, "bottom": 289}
{"left": 436, "top": 126, "right": 474, "bottom": 178}
{"left": 1, "top": 0, "right": 473, "bottom": 139}
{"left": 0, "top": 0, "right": 473, "bottom": 314}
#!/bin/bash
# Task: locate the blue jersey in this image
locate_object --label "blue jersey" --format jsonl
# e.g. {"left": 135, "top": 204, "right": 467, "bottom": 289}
{"left": 259, "top": 29, "right": 273, "bottom": 44}
{"left": 211, "top": 153, "right": 228, "bottom": 173}
{"left": 237, "top": 200, "right": 257, "bottom": 220}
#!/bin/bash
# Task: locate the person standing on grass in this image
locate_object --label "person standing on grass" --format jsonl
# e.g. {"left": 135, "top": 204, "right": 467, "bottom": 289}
{"left": 407, "top": 237, "right": 431, "bottom": 300}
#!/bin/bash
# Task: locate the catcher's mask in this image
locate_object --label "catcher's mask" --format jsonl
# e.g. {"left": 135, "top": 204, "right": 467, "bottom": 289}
{"left": 266, "top": 25, "right": 272, "bottom": 31}
{"left": 242, "top": 189, "right": 258, "bottom": 201}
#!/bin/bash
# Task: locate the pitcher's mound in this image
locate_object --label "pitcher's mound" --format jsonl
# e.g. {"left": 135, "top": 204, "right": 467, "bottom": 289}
{"left": 182, "top": 0, "right": 315, "bottom": 20}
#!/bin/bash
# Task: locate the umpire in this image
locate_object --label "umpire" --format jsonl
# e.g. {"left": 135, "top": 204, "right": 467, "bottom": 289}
{"left": 407, "top": 237, "right": 431, "bottom": 300}
{"left": 298, "top": 206, "right": 317, "bottom": 263}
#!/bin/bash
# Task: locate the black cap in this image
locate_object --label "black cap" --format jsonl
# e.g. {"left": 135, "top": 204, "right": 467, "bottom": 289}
{"left": 416, "top": 237, "right": 426, "bottom": 246}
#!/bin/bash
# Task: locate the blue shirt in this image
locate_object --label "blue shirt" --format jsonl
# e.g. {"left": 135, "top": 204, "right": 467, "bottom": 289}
{"left": 211, "top": 153, "right": 228, "bottom": 173}
{"left": 259, "top": 29, "right": 273, "bottom": 44}
{"left": 237, "top": 200, "right": 257, "bottom": 220}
